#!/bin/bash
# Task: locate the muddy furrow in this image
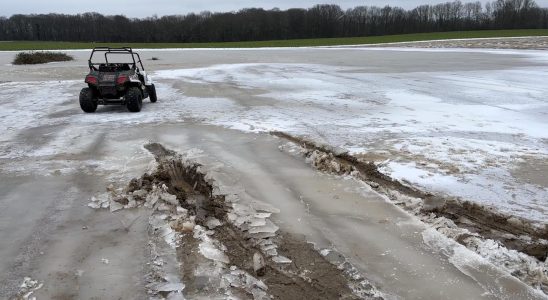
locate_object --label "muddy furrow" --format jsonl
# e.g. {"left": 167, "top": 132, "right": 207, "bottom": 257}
{"left": 271, "top": 131, "right": 548, "bottom": 293}
{"left": 139, "top": 143, "right": 380, "bottom": 299}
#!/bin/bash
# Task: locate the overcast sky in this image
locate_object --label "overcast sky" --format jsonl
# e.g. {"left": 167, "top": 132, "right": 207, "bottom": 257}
{"left": 3, "top": 0, "right": 548, "bottom": 17}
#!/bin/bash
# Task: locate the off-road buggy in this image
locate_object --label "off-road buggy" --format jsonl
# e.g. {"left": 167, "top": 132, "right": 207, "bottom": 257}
{"left": 80, "top": 47, "right": 157, "bottom": 113}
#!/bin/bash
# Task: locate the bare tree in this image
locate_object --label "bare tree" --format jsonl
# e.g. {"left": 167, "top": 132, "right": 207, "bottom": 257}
{"left": 0, "top": 0, "right": 546, "bottom": 43}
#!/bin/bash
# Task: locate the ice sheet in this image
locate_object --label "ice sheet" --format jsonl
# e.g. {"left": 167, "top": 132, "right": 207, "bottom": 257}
{"left": 155, "top": 60, "right": 548, "bottom": 222}
{"left": 1, "top": 49, "right": 546, "bottom": 223}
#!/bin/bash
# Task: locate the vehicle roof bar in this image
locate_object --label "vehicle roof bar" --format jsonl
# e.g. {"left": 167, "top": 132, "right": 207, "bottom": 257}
{"left": 88, "top": 47, "right": 145, "bottom": 71}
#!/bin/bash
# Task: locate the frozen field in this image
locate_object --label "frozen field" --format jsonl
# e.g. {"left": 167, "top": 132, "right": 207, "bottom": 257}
{"left": 0, "top": 46, "right": 546, "bottom": 299}
{"left": 154, "top": 54, "right": 548, "bottom": 222}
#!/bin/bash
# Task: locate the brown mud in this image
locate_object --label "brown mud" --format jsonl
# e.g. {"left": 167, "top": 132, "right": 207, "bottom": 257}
{"left": 214, "top": 226, "right": 367, "bottom": 300}
{"left": 139, "top": 143, "right": 376, "bottom": 299}
{"left": 271, "top": 132, "right": 548, "bottom": 261}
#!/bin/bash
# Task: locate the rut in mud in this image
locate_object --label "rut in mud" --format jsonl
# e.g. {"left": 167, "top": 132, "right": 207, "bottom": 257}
{"left": 133, "top": 143, "right": 380, "bottom": 299}
{"left": 272, "top": 131, "right": 548, "bottom": 293}
{"left": 272, "top": 132, "right": 548, "bottom": 257}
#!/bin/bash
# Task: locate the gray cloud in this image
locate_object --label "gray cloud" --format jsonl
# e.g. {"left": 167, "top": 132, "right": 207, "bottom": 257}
{"left": 3, "top": 0, "right": 548, "bottom": 17}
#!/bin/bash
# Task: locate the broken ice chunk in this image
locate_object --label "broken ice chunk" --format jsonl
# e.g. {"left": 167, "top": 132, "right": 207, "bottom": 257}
{"left": 222, "top": 269, "right": 269, "bottom": 296}
{"left": 257, "top": 239, "right": 274, "bottom": 248}
{"left": 320, "top": 249, "right": 331, "bottom": 256}
{"left": 226, "top": 212, "right": 238, "bottom": 222}
{"left": 155, "top": 282, "right": 185, "bottom": 292}
{"left": 132, "top": 189, "right": 148, "bottom": 198}
{"left": 160, "top": 193, "right": 178, "bottom": 206}
{"left": 150, "top": 215, "right": 179, "bottom": 248}
{"left": 166, "top": 292, "right": 185, "bottom": 300}
{"left": 198, "top": 242, "right": 229, "bottom": 264}
{"left": 272, "top": 256, "right": 292, "bottom": 264}
{"left": 330, "top": 161, "right": 341, "bottom": 173}
{"left": 181, "top": 221, "right": 195, "bottom": 232}
{"left": 88, "top": 193, "right": 110, "bottom": 209}
{"left": 232, "top": 203, "right": 255, "bottom": 216}
{"left": 87, "top": 202, "right": 100, "bottom": 209}
{"left": 230, "top": 208, "right": 253, "bottom": 226}
{"left": 205, "top": 217, "right": 222, "bottom": 229}
{"left": 251, "top": 201, "right": 280, "bottom": 214}
{"left": 248, "top": 219, "right": 279, "bottom": 234}
{"left": 109, "top": 200, "right": 124, "bottom": 212}
{"left": 260, "top": 244, "right": 277, "bottom": 252}
{"left": 254, "top": 212, "right": 272, "bottom": 219}
{"left": 157, "top": 203, "right": 172, "bottom": 211}
{"left": 145, "top": 192, "right": 159, "bottom": 208}
{"left": 323, "top": 250, "right": 346, "bottom": 266}
{"left": 126, "top": 199, "right": 137, "bottom": 208}
{"left": 265, "top": 248, "right": 278, "bottom": 257}
{"left": 193, "top": 226, "right": 229, "bottom": 264}
{"left": 16, "top": 277, "right": 43, "bottom": 300}
{"left": 249, "top": 217, "right": 267, "bottom": 227}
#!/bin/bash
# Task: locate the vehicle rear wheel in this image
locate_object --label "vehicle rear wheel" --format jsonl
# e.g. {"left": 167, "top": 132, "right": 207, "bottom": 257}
{"left": 126, "top": 87, "right": 143, "bottom": 112}
{"left": 147, "top": 84, "right": 157, "bottom": 103}
{"left": 79, "top": 87, "right": 97, "bottom": 113}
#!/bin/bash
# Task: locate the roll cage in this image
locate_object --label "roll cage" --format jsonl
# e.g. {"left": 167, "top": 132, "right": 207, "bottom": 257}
{"left": 88, "top": 47, "right": 145, "bottom": 72}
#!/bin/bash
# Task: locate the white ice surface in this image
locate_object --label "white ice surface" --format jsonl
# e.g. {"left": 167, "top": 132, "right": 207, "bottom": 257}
{"left": 155, "top": 58, "right": 548, "bottom": 222}
{"left": 1, "top": 49, "right": 546, "bottom": 222}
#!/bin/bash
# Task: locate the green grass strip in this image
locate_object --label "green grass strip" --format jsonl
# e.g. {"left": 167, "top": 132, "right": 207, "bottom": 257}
{"left": 1, "top": 29, "right": 547, "bottom": 51}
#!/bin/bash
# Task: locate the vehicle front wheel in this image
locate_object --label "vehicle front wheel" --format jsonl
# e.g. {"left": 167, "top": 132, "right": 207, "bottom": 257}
{"left": 79, "top": 87, "right": 97, "bottom": 113}
{"left": 147, "top": 84, "right": 157, "bottom": 103}
{"left": 126, "top": 87, "right": 143, "bottom": 112}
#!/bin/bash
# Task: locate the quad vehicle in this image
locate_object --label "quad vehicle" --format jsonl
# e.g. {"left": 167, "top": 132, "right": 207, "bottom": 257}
{"left": 80, "top": 47, "right": 157, "bottom": 113}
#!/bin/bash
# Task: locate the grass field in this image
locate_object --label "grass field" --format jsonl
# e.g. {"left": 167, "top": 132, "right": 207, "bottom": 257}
{"left": 1, "top": 29, "right": 547, "bottom": 51}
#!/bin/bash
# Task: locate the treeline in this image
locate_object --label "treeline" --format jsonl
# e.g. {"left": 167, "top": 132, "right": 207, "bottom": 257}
{"left": 1, "top": 0, "right": 547, "bottom": 42}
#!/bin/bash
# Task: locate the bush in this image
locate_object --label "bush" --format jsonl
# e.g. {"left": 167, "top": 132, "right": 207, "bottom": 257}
{"left": 13, "top": 51, "right": 73, "bottom": 65}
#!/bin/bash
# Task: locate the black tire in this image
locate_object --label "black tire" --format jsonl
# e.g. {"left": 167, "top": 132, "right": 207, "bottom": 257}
{"left": 79, "top": 87, "right": 97, "bottom": 113}
{"left": 147, "top": 84, "right": 157, "bottom": 103}
{"left": 126, "top": 87, "right": 143, "bottom": 112}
